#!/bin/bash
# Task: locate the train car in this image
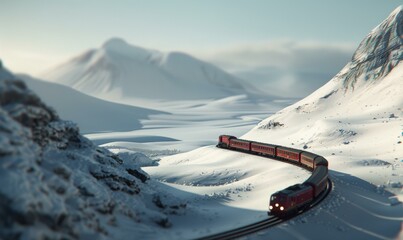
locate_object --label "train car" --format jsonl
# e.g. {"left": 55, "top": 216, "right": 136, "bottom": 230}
{"left": 314, "top": 156, "right": 328, "bottom": 169}
{"left": 217, "top": 135, "right": 236, "bottom": 148}
{"left": 216, "top": 135, "right": 330, "bottom": 218}
{"left": 304, "top": 166, "right": 328, "bottom": 197}
{"left": 251, "top": 142, "right": 277, "bottom": 157}
{"left": 300, "top": 151, "right": 319, "bottom": 170}
{"left": 301, "top": 152, "right": 329, "bottom": 170}
{"left": 229, "top": 138, "right": 251, "bottom": 151}
{"left": 276, "top": 146, "right": 302, "bottom": 164}
{"left": 269, "top": 183, "right": 313, "bottom": 216}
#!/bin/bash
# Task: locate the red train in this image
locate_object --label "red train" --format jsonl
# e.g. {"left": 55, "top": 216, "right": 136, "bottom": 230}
{"left": 217, "top": 135, "right": 329, "bottom": 217}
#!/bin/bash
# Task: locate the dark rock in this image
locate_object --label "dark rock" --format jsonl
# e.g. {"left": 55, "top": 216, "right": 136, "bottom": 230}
{"left": 127, "top": 168, "right": 149, "bottom": 183}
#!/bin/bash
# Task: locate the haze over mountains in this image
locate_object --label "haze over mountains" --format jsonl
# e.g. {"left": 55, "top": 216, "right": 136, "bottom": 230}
{"left": 40, "top": 38, "right": 262, "bottom": 104}
{"left": 19, "top": 74, "right": 164, "bottom": 133}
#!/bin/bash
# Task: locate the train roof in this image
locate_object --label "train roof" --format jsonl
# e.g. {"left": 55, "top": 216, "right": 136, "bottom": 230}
{"left": 250, "top": 142, "right": 277, "bottom": 148}
{"left": 220, "top": 135, "right": 236, "bottom": 138}
{"left": 273, "top": 183, "right": 311, "bottom": 196}
{"left": 231, "top": 138, "right": 250, "bottom": 143}
{"left": 314, "top": 156, "right": 329, "bottom": 166}
{"left": 301, "top": 151, "right": 320, "bottom": 159}
{"left": 304, "top": 166, "right": 328, "bottom": 185}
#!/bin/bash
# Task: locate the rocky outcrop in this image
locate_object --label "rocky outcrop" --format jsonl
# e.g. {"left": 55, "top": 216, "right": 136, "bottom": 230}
{"left": 0, "top": 68, "right": 179, "bottom": 239}
{"left": 341, "top": 6, "right": 403, "bottom": 90}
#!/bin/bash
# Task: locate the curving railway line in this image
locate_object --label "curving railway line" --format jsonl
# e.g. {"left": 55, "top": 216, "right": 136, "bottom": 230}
{"left": 196, "top": 135, "right": 333, "bottom": 240}
{"left": 197, "top": 180, "right": 332, "bottom": 240}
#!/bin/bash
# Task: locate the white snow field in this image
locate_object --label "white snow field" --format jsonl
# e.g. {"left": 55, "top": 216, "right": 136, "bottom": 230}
{"left": 89, "top": 94, "right": 293, "bottom": 153}
{"left": 2, "top": 5, "right": 403, "bottom": 240}
{"left": 137, "top": 5, "right": 403, "bottom": 240}
{"left": 239, "top": 6, "right": 403, "bottom": 239}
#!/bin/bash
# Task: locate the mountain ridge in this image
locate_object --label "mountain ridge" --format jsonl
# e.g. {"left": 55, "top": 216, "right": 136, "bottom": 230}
{"left": 341, "top": 5, "right": 402, "bottom": 90}
{"left": 18, "top": 73, "right": 165, "bottom": 134}
{"left": 40, "top": 39, "right": 261, "bottom": 103}
{"left": 243, "top": 5, "right": 403, "bottom": 150}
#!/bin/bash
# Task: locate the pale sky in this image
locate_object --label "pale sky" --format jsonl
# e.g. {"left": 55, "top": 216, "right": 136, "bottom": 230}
{"left": 0, "top": 0, "right": 401, "bottom": 75}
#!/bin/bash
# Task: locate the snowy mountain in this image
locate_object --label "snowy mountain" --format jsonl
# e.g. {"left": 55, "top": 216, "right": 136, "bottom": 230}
{"left": 0, "top": 65, "right": 186, "bottom": 239}
{"left": 18, "top": 74, "right": 164, "bottom": 134}
{"left": 243, "top": 6, "right": 403, "bottom": 191}
{"left": 39, "top": 38, "right": 260, "bottom": 103}
{"left": 135, "top": 7, "right": 403, "bottom": 239}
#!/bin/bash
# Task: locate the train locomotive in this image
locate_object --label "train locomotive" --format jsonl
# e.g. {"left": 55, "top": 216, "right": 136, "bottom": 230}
{"left": 217, "top": 135, "right": 329, "bottom": 217}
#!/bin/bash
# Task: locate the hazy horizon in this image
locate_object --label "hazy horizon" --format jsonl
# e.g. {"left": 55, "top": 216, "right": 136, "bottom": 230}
{"left": 0, "top": 1, "right": 400, "bottom": 77}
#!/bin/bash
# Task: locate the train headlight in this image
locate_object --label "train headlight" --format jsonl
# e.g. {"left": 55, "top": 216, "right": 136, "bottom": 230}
{"left": 275, "top": 203, "right": 279, "bottom": 207}
{"left": 280, "top": 206, "right": 284, "bottom": 211}
{"left": 269, "top": 205, "right": 273, "bottom": 210}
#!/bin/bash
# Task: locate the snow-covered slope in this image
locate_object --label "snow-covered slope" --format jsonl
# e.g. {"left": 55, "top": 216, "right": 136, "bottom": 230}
{"left": 0, "top": 65, "right": 186, "bottom": 239}
{"left": 243, "top": 5, "right": 403, "bottom": 193}
{"left": 39, "top": 38, "right": 260, "bottom": 103}
{"left": 18, "top": 74, "right": 164, "bottom": 134}
{"left": 138, "top": 7, "right": 403, "bottom": 240}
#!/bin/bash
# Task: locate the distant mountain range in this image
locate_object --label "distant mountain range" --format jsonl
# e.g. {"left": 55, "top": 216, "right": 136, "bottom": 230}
{"left": 39, "top": 38, "right": 261, "bottom": 104}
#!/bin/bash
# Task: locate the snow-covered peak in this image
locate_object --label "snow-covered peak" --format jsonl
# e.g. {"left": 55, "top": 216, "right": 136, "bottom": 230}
{"left": 40, "top": 38, "right": 260, "bottom": 102}
{"left": 341, "top": 5, "right": 402, "bottom": 89}
{"left": 102, "top": 37, "right": 129, "bottom": 49}
{"left": 100, "top": 37, "right": 156, "bottom": 61}
{"left": 244, "top": 6, "right": 403, "bottom": 157}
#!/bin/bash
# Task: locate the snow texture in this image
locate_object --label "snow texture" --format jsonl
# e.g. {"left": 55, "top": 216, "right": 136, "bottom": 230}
{"left": 241, "top": 6, "right": 403, "bottom": 239}
{"left": 0, "top": 66, "right": 185, "bottom": 239}
{"left": 1, "top": 5, "right": 403, "bottom": 240}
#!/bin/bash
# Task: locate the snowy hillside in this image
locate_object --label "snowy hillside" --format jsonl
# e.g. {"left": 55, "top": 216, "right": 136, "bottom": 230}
{"left": 0, "top": 65, "right": 186, "bottom": 239}
{"left": 18, "top": 74, "right": 164, "bottom": 134}
{"left": 244, "top": 6, "right": 403, "bottom": 195}
{"left": 136, "top": 6, "right": 403, "bottom": 240}
{"left": 39, "top": 38, "right": 260, "bottom": 103}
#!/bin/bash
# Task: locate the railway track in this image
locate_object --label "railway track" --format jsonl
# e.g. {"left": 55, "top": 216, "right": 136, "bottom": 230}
{"left": 196, "top": 179, "right": 333, "bottom": 240}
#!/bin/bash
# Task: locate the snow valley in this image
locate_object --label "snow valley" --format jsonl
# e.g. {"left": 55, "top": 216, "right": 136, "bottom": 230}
{"left": 21, "top": 39, "right": 295, "bottom": 152}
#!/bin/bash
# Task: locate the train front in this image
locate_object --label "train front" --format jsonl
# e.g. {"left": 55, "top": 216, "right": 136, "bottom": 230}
{"left": 268, "top": 192, "right": 290, "bottom": 216}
